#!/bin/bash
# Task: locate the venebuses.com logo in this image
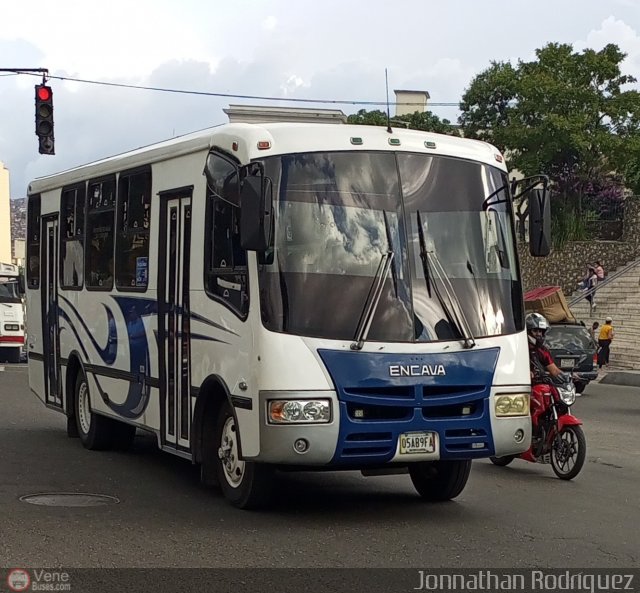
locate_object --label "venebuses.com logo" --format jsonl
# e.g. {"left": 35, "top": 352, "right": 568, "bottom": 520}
{"left": 7, "top": 569, "right": 30, "bottom": 592}
{"left": 5, "top": 568, "right": 71, "bottom": 592}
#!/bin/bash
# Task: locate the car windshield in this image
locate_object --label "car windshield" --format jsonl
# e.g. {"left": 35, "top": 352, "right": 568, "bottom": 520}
{"left": 0, "top": 278, "right": 21, "bottom": 304}
{"left": 258, "top": 151, "right": 523, "bottom": 342}
{"left": 545, "top": 326, "right": 594, "bottom": 351}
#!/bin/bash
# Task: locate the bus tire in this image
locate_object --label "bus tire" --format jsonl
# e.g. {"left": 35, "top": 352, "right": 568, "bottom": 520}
{"left": 489, "top": 455, "right": 515, "bottom": 467}
{"left": 199, "top": 399, "right": 219, "bottom": 488}
{"left": 409, "top": 459, "right": 471, "bottom": 502}
{"left": 111, "top": 422, "right": 137, "bottom": 451}
{"left": 74, "top": 372, "right": 113, "bottom": 451}
{"left": 213, "top": 400, "right": 274, "bottom": 509}
{"left": 66, "top": 415, "right": 79, "bottom": 438}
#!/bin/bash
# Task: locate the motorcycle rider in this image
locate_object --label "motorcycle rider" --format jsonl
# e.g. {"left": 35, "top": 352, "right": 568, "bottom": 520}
{"left": 491, "top": 312, "right": 586, "bottom": 477}
{"left": 526, "top": 312, "right": 563, "bottom": 382}
{"left": 526, "top": 313, "right": 567, "bottom": 454}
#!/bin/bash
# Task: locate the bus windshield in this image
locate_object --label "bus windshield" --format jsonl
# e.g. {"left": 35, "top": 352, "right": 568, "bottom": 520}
{"left": 258, "top": 151, "right": 523, "bottom": 342}
{"left": 0, "top": 277, "right": 22, "bottom": 304}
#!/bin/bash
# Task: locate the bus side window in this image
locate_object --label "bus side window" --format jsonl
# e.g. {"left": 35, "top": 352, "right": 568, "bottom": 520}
{"left": 205, "top": 195, "right": 248, "bottom": 318}
{"left": 116, "top": 168, "right": 151, "bottom": 290}
{"left": 27, "top": 195, "right": 41, "bottom": 289}
{"left": 60, "top": 184, "right": 85, "bottom": 289}
{"left": 86, "top": 177, "right": 116, "bottom": 291}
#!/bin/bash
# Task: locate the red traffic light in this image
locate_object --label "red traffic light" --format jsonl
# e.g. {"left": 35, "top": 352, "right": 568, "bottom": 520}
{"left": 35, "top": 84, "right": 55, "bottom": 155}
{"left": 37, "top": 85, "right": 52, "bottom": 101}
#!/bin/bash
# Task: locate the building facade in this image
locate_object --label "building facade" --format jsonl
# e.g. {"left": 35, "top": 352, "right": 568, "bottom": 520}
{"left": 0, "top": 161, "right": 11, "bottom": 263}
{"left": 394, "top": 90, "right": 430, "bottom": 117}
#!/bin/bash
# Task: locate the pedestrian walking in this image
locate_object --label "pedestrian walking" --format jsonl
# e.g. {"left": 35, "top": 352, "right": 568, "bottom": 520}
{"left": 578, "top": 263, "right": 599, "bottom": 310}
{"left": 591, "top": 321, "right": 599, "bottom": 343}
{"left": 597, "top": 316, "right": 614, "bottom": 369}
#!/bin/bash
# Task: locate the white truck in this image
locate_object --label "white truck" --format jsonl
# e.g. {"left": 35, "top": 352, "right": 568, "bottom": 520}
{"left": 0, "top": 262, "right": 25, "bottom": 363}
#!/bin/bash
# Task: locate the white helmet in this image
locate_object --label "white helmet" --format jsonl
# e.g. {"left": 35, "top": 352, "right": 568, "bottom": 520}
{"left": 526, "top": 313, "right": 549, "bottom": 347}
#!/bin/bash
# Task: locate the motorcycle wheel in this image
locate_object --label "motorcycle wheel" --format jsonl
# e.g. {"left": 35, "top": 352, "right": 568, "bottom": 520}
{"left": 489, "top": 456, "right": 515, "bottom": 467}
{"left": 551, "top": 425, "right": 586, "bottom": 480}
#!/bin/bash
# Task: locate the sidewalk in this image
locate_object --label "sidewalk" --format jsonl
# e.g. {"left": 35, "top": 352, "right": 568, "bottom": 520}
{"left": 598, "top": 370, "right": 640, "bottom": 388}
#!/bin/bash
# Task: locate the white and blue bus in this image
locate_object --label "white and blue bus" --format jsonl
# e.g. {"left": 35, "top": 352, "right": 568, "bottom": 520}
{"left": 26, "top": 121, "right": 550, "bottom": 508}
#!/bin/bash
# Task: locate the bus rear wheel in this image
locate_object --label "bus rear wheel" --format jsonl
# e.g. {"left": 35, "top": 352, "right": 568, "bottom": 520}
{"left": 409, "top": 460, "right": 472, "bottom": 501}
{"left": 74, "top": 372, "right": 113, "bottom": 451}
{"left": 212, "top": 400, "right": 274, "bottom": 509}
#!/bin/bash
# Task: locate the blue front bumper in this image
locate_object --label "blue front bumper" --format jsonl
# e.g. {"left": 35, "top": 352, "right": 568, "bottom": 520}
{"left": 318, "top": 348, "right": 501, "bottom": 464}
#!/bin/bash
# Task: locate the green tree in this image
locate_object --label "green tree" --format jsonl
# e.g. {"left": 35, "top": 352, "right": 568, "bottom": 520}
{"left": 460, "top": 43, "right": 640, "bottom": 207}
{"left": 459, "top": 43, "right": 640, "bottom": 241}
{"left": 347, "top": 109, "right": 460, "bottom": 135}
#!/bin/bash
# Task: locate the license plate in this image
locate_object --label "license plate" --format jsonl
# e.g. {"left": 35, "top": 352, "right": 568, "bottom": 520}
{"left": 560, "top": 358, "right": 575, "bottom": 369}
{"left": 399, "top": 431, "right": 436, "bottom": 454}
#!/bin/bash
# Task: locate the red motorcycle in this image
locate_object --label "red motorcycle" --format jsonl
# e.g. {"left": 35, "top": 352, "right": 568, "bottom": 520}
{"left": 491, "top": 375, "right": 586, "bottom": 479}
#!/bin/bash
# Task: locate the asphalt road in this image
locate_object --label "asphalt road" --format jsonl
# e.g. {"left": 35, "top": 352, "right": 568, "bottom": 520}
{"left": 1, "top": 364, "right": 638, "bottom": 570}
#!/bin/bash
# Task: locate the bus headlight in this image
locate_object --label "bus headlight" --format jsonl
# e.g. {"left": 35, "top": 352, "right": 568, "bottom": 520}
{"left": 495, "top": 394, "right": 529, "bottom": 417}
{"left": 268, "top": 399, "right": 331, "bottom": 424}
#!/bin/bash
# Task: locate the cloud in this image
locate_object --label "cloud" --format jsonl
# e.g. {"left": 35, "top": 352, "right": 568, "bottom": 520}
{"left": 281, "top": 75, "right": 306, "bottom": 96}
{"left": 263, "top": 16, "right": 278, "bottom": 31}
{"left": 0, "top": 1, "right": 209, "bottom": 79}
{"left": 578, "top": 16, "right": 640, "bottom": 79}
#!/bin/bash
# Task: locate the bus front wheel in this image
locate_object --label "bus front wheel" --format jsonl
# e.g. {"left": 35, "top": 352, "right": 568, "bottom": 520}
{"left": 212, "top": 400, "right": 275, "bottom": 509}
{"left": 409, "top": 459, "right": 471, "bottom": 501}
{"left": 74, "top": 372, "right": 113, "bottom": 451}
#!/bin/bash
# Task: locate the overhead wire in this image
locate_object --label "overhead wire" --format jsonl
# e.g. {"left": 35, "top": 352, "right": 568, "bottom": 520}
{"left": 4, "top": 69, "right": 460, "bottom": 108}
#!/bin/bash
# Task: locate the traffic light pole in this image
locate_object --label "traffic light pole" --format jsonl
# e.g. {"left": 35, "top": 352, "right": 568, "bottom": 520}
{"left": 0, "top": 67, "right": 49, "bottom": 81}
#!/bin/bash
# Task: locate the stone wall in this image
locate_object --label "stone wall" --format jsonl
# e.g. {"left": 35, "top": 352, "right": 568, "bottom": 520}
{"left": 518, "top": 197, "right": 640, "bottom": 295}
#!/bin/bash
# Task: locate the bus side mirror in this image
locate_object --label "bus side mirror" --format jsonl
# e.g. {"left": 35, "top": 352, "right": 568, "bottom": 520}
{"left": 18, "top": 272, "right": 25, "bottom": 295}
{"left": 529, "top": 188, "right": 551, "bottom": 257}
{"left": 240, "top": 175, "right": 273, "bottom": 252}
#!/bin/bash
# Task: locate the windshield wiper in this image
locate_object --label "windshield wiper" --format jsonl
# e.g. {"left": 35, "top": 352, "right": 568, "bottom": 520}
{"left": 350, "top": 250, "right": 394, "bottom": 351}
{"left": 416, "top": 211, "right": 476, "bottom": 349}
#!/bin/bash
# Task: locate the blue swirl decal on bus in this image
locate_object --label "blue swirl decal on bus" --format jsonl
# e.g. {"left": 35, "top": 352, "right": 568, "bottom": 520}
{"left": 106, "top": 296, "right": 157, "bottom": 418}
{"left": 58, "top": 295, "right": 157, "bottom": 418}
{"left": 59, "top": 296, "right": 119, "bottom": 365}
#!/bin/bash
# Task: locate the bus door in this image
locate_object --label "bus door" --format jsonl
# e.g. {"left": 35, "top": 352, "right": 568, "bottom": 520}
{"left": 158, "top": 188, "right": 192, "bottom": 452}
{"left": 41, "top": 214, "right": 62, "bottom": 408}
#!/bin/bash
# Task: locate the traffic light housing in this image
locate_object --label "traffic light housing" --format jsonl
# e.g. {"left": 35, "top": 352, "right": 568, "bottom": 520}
{"left": 35, "top": 84, "right": 55, "bottom": 155}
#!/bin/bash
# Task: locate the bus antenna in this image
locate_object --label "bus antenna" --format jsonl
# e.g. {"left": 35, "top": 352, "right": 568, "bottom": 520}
{"left": 385, "top": 68, "right": 392, "bottom": 133}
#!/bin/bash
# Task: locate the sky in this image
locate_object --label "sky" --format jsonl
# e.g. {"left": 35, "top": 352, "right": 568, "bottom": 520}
{"left": 1, "top": 0, "right": 640, "bottom": 197}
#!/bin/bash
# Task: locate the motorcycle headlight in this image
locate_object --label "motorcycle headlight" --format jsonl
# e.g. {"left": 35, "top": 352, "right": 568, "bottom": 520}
{"left": 558, "top": 384, "right": 576, "bottom": 406}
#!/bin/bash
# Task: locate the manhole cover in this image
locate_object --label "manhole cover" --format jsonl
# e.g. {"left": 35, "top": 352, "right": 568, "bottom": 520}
{"left": 19, "top": 493, "right": 120, "bottom": 507}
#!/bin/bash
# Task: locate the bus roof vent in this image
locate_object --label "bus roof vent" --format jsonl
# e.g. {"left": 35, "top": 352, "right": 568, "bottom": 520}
{"left": 224, "top": 104, "right": 348, "bottom": 124}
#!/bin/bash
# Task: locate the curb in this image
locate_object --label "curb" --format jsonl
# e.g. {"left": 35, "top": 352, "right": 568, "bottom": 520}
{"left": 599, "top": 371, "right": 640, "bottom": 388}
